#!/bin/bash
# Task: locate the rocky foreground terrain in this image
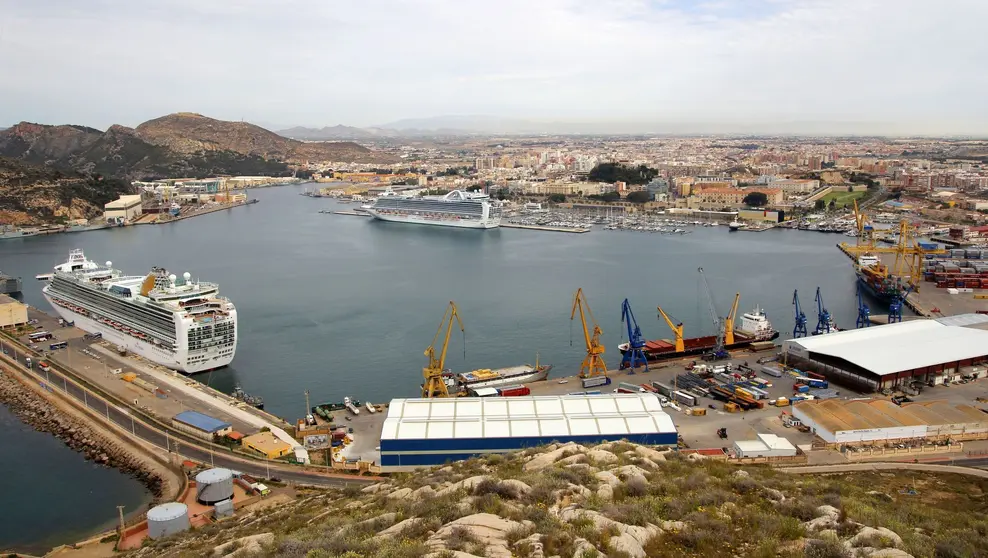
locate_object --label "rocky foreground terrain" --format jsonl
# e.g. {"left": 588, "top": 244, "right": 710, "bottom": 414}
{"left": 0, "top": 157, "right": 132, "bottom": 224}
{"left": 127, "top": 442, "right": 987, "bottom": 558}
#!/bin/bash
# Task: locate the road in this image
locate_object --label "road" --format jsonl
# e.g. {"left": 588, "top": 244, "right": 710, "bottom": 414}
{"left": 0, "top": 340, "right": 378, "bottom": 488}
{"left": 779, "top": 460, "right": 988, "bottom": 478}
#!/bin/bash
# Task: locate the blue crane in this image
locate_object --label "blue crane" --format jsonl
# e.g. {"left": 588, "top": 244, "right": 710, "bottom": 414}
{"left": 620, "top": 298, "right": 648, "bottom": 372}
{"left": 855, "top": 283, "right": 871, "bottom": 328}
{"left": 888, "top": 285, "right": 913, "bottom": 323}
{"left": 814, "top": 287, "right": 837, "bottom": 335}
{"left": 792, "top": 290, "right": 808, "bottom": 338}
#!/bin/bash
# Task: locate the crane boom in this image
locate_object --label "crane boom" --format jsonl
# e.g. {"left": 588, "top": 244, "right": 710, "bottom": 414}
{"left": 657, "top": 306, "right": 685, "bottom": 352}
{"left": 697, "top": 267, "right": 725, "bottom": 352}
{"left": 422, "top": 301, "right": 465, "bottom": 398}
{"left": 570, "top": 288, "right": 607, "bottom": 378}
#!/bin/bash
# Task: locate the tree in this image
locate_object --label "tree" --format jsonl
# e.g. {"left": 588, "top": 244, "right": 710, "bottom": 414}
{"left": 588, "top": 191, "right": 621, "bottom": 203}
{"left": 814, "top": 199, "right": 826, "bottom": 210}
{"left": 847, "top": 185, "right": 854, "bottom": 192}
{"left": 548, "top": 193, "right": 566, "bottom": 203}
{"left": 742, "top": 191, "right": 768, "bottom": 207}
{"left": 587, "top": 163, "right": 658, "bottom": 185}
{"left": 626, "top": 191, "right": 652, "bottom": 203}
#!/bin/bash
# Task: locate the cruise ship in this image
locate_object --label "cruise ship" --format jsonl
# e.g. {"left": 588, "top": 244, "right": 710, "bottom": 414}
{"left": 41, "top": 250, "right": 237, "bottom": 374}
{"left": 365, "top": 189, "right": 502, "bottom": 229}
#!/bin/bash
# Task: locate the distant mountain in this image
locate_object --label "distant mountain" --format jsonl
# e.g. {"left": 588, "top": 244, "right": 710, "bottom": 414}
{"left": 277, "top": 125, "right": 380, "bottom": 140}
{"left": 135, "top": 113, "right": 394, "bottom": 163}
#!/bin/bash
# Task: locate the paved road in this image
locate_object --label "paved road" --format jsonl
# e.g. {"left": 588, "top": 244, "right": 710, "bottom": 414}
{"left": 779, "top": 460, "right": 988, "bottom": 478}
{"left": 0, "top": 343, "right": 377, "bottom": 488}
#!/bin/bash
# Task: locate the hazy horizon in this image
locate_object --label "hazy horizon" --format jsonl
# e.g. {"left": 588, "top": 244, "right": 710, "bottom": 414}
{"left": 2, "top": 0, "right": 987, "bottom": 135}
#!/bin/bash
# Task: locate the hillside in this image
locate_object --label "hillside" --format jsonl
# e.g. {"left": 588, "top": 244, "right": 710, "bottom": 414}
{"left": 0, "top": 157, "right": 132, "bottom": 224}
{"left": 122, "top": 442, "right": 987, "bottom": 558}
{"left": 136, "top": 113, "right": 394, "bottom": 163}
{"left": 277, "top": 124, "right": 381, "bottom": 141}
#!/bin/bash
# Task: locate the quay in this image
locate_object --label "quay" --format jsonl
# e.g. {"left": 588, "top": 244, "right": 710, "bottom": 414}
{"left": 134, "top": 199, "right": 260, "bottom": 226}
{"left": 0, "top": 306, "right": 380, "bottom": 485}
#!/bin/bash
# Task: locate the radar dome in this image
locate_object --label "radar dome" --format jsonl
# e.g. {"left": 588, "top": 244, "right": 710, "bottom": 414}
{"left": 105, "top": 261, "right": 112, "bottom": 267}
{"left": 183, "top": 272, "right": 191, "bottom": 281}
{"left": 168, "top": 274, "right": 177, "bottom": 283}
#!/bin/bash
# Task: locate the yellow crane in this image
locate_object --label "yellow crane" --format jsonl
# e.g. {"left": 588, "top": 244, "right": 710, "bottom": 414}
{"left": 656, "top": 306, "right": 684, "bottom": 353}
{"left": 570, "top": 288, "right": 607, "bottom": 378}
{"left": 422, "top": 301, "right": 465, "bottom": 398}
{"left": 723, "top": 293, "right": 740, "bottom": 346}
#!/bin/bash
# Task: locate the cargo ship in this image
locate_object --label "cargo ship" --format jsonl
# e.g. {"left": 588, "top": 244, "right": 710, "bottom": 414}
{"left": 619, "top": 306, "right": 779, "bottom": 361}
{"left": 855, "top": 254, "right": 905, "bottom": 303}
{"left": 442, "top": 361, "right": 552, "bottom": 391}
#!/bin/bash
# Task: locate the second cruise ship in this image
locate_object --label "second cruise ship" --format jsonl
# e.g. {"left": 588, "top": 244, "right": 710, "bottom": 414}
{"left": 365, "top": 189, "right": 502, "bottom": 229}
{"left": 42, "top": 250, "right": 237, "bottom": 373}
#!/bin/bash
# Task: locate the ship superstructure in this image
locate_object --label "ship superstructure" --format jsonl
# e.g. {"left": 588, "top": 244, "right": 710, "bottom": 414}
{"left": 42, "top": 250, "right": 237, "bottom": 373}
{"left": 366, "top": 189, "right": 502, "bottom": 229}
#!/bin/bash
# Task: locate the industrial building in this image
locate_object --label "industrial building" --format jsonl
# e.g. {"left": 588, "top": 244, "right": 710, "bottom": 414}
{"left": 0, "top": 294, "right": 28, "bottom": 328}
{"left": 380, "top": 393, "right": 678, "bottom": 467}
{"left": 782, "top": 315, "right": 988, "bottom": 391}
{"left": 103, "top": 194, "right": 144, "bottom": 224}
{"left": 171, "top": 410, "right": 232, "bottom": 440}
{"left": 792, "top": 398, "right": 988, "bottom": 445}
{"left": 733, "top": 433, "right": 798, "bottom": 458}
{"left": 242, "top": 430, "right": 293, "bottom": 459}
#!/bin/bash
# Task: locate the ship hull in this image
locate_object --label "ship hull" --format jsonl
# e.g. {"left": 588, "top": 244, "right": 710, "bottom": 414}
{"left": 42, "top": 290, "right": 235, "bottom": 374}
{"left": 856, "top": 271, "right": 898, "bottom": 303}
{"left": 366, "top": 209, "right": 499, "bottom": 229}
{"left": 619, "top": 332, "right": 779, "bottom": 362}
{"left": 458, "top": 365, "right": 552, "bottom": 389}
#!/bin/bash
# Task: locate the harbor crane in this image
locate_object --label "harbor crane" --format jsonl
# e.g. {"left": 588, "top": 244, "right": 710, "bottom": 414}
{"left": 620, "top": 298, "right": 648, "bottom": 372}
{"left": 889, "top": 285, "right": 913, "bottom": 323}
{"left": 792, "top": 290, "right": 808, "bottom": 338}
{"left": 697, "top": 267, "right": 733, "bottom": 359}
{"left": 571, "top": 288, "right": 607, "bottom": 378}
{"left": 814, "top": 287, "right": 837, "bottom": 335}
{"left": 855, "top": 283, "right": 871, "bottom": 328}
{"left": 422, "top": 301, "right": 465, "bottom": 398}
{"left": 657, "top": 306, "right": 685, "bottom": 353}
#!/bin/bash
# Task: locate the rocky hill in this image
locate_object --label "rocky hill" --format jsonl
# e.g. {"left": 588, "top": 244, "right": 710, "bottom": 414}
{"left": 277, "top": 124, "right": 382, "bottom": 141}
{"left": 123, "top": 442, "right": 987, "bottom": 558}
{"left": 136, "top": 113, "right": 394, "bottom": 163}
{"left": 0, "top": 157, "right": 132, "bottom": 224}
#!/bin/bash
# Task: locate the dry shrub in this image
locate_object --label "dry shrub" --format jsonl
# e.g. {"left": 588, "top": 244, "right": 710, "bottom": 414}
{"left": 446, "top": 525, "right": 477, "bottom": 551}
{"left": 804, "top": 538, "right": 852, "bottom": 558}
{"left": 778, "top": 497, "right": 820, "bottom": 522}
{"left": 731, "top": 476, "right": 760, "bottom": 495}
{"left": 473, "top": 479, "right": 517, "bottom": 500}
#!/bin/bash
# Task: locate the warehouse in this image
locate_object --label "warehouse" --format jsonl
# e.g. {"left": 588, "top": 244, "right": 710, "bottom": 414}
{"left": 792, "top": 398, "right": 988, "bottom": 445}
{"left": 782, "top": 315, "right": 988, "bottom": 391}
{"left": 104, "top": 194, "right": 143, "bottom": 224}
{"left": 379, "top": 393, "right": 677, "bottom": 467}
{"left": 242, "top": 431, "right": 292, "bottom": 459}
{"left": 172, "top": 410, "right": 232, "bottom": 440}
{"left": 733, "top": 433, "right": 798, "bottom": 458}
{"left": 0, "top": 294, "right": 28, "bottom": 329}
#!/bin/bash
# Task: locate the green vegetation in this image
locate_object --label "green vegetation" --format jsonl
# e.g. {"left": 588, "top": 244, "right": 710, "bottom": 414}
{"left": 819, "top": 189, "right": 866, "bottom": 206}
{"left": 743, "top": 191, "right": 768, "bottom": 207}
{"left": 128, "top": 444, "right": 988, "bottom": 558}
{"left": 587, "top": 191, "right": 622, "bottom": 203}
{"left": 587, "top": 163, "right": 658, "bottom": 185}
{"left": 625, "top": 191, "right": 652, "bottom": 204}
{"left": 548, "top": 193, "right": 567, "bottom": 203}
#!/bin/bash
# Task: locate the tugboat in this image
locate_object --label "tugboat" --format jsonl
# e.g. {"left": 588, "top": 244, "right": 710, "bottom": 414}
{"left": 232, "top": 385, "right": 264, "bottom": 409}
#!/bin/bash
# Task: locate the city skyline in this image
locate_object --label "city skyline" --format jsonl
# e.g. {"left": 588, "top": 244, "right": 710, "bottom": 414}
{"left": 1, "top": 0, "right": 987, "bottom": 135}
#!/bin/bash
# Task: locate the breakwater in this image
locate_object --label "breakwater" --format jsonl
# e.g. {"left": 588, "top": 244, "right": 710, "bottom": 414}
{"left": 0, "top": 364, "right": 164, "bottom": 498}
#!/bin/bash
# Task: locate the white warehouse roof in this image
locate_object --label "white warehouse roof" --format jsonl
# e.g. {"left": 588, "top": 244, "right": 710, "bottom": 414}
{"left": 784, "top": 317, "right": 988, "bottom": 377}
{"left": 381, "top": 393, "right": 676, "bottom": 441}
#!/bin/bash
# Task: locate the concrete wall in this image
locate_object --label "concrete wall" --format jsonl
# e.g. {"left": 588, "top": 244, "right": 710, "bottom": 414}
{"left": 0, "top": 300, "right": 28, "bottom": 328}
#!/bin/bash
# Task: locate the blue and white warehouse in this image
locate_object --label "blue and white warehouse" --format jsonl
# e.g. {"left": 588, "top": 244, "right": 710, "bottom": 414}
{"left": 379, "top": 393, "right": 678, "bottom": 467}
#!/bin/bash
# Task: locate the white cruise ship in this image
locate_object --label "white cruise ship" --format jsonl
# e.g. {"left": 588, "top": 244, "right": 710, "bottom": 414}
{"left": 365, "top": 189, "right": 502, "bottom": 229}
{"left": 42, "top": 250, "right": 237, "bottom": 374}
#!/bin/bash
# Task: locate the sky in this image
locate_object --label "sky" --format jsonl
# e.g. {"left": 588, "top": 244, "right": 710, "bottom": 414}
{"left": 1, "top": 0, "right": 987, "bottom": 135}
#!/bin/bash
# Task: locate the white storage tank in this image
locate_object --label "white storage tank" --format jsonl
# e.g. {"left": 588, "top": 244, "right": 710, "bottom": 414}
{"left": 147, "top": 502, "right": 190, "bottom": 539}
{"left": 196, "top": 468, "right": 234, "bottom": 504}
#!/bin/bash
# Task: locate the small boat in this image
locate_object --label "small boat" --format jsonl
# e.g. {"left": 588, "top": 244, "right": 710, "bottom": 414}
{"left": 728, "top": 221, "right": 742, "bottom": 231}
{"left": 232, "top": 385, "right": 264, "bottom": 409}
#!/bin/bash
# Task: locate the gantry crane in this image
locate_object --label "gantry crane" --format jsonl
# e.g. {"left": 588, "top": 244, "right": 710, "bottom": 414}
{"left": 814, "top": 287, "right": 837, "bottom": 335}
{"left": 697, "top": 268, "right": 729, "bottom": 359}
{"left": 889, "top": 285, "right": 913, "bottom": 323}
{"left": 792, "top": 290, "right": 808, "bottom": 338}
{"left": 620, "top": 298, "right": 648, "bottom": 372}
{"left": 422, "top": 301, "right": 465, "bottom": 398}
{"left": 571, "top": 288, "right": 607, "bottom": 378}
{"left": 855, "top": 283, "right": 871, "bottom": 328}
{"left": 657, "top": 306, "right": 685, "bottom": 352}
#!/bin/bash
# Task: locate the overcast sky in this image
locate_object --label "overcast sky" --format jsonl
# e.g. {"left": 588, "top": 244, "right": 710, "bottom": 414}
{"left": 1, "top": 0, "right": 986, "bottom": 134}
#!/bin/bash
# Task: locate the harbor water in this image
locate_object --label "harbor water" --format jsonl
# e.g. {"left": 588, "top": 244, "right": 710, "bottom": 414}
{"left": 0, "top": 183, "right": 883, "bottom": 548}
{"left": 2, "top": 184, "right": 874, "bottom": 416}
{"left": 0, "top": 404, "right": 151, "bottom": 554}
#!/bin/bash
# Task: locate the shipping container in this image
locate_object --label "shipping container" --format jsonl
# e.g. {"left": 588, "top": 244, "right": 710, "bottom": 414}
{"left": 651, "top": 381, "right": 674, "bottom": 397}
{"left": 618, "top": 382, "right": 645, "bottom": 393}
{"left": 498, "top": 385, "right": 531, "bottom": 397}
{"left": 639, "top": 383, "right": 658, "bottom": 393}
{"left": 470, "top": 387, "right": 500, "bottom": 398}
{"left": 761, "top": 365, "right": 783, "bottom": 378}
{"left": 795, "top": 384, "right": 810, "bottom": 393}
{"left": 807, "top": 378, "right": 829, "bottom": 389}
{"left": 582, "top": 376, "right": 612, "bottom": 389}
{"left": 673, "top": 390, "right": 696, "bottom": 407}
